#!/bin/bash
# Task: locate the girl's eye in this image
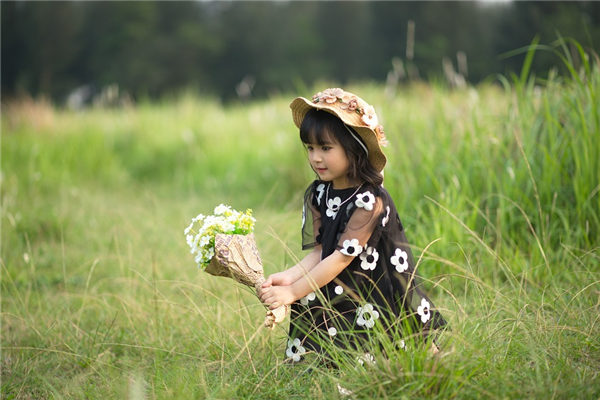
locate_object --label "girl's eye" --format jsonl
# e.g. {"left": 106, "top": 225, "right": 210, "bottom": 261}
{"left": 306, "top": 145, "right": 314, "bottom": 151}
{"left": 322, "top": 146, "right": 332, "bottom": 151}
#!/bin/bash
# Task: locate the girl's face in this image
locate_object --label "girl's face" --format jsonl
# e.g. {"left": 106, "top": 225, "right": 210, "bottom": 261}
{"left": 305, "top": 137, "right": 353, "bottom": 189}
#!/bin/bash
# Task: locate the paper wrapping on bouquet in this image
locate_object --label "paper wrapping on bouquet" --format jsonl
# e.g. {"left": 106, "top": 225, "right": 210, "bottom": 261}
{"left": 205, "top": 233, "right": 288, "bottom": 329}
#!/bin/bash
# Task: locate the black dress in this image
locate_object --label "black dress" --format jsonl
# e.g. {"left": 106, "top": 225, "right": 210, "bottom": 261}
{"left": 285, "top": 180, "right": 446, "bottom": 362}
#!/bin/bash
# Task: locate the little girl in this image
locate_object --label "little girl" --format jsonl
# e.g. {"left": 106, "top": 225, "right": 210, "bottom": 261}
{"left": 259, "top": 88, "right": 446, "bottom": 362}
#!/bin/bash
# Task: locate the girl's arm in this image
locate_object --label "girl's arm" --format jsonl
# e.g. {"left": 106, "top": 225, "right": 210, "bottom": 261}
{"left": 259, "top": 246, "right": 321, "bottom": 290}
{"left": 259, "top": 250, "right": 353, "bottom": 309}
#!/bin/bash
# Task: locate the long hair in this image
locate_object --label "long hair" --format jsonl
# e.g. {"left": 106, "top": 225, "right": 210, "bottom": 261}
{"left": 300, "top": 109, "right": 383, "bottom": 186}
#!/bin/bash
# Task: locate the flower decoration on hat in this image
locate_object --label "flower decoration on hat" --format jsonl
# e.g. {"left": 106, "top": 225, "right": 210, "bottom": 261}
{"left": 361, "top": 105, "right": 378, "bottom": 129}
{"left": 312, "top": 88, "right": 388, "bottom": 147}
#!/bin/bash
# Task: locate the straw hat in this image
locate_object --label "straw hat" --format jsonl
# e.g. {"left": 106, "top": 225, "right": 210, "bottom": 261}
{"left": 290, "top": 88, "right": 388, "bottom": 171}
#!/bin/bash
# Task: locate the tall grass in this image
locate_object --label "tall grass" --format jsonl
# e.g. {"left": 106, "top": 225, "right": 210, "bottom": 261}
{"left": 2, "top": 43, "right": 599, "bottom": 398}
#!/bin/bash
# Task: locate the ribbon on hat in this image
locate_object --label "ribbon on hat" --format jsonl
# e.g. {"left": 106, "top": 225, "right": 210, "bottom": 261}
{"left": 344, "top": 124, "right": 369, "bottom": 156}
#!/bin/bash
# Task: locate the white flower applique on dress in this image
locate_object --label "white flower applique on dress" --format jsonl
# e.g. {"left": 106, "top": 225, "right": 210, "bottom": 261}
{"left": 390, "top": 248, "right": 409, "bottom": 273}
{"left": 417, "top": 298, "right": 431, "bottom": 324}
{"left": 316, "top": 183, "right": 325, "bottom": 206}
{"left": 300, "top": 291, "right": 316, "bottom": 306}
{"left": 381, "top": 206, "right": 391, "bottom": 227}
{"left": 326, "top": 196, "right": 342, "bottom": 219}
{"left": 359, "top": 246, "right": 379, "bottom": 270}
{"left": 340, "top": 239, "right": 363, "bottom": 257}
{"left": 286, "top": 338, "right": 306, "bottom": 362}
{"left": 356, "top": 303, "right": 380, "bottom": 329}
{"left": 355, "top": 191, "right": 376, "bottom": 211}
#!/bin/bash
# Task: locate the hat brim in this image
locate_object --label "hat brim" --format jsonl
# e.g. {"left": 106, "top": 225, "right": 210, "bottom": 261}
{"left": 290, "top": 96, "right": 387, "bottom": 171}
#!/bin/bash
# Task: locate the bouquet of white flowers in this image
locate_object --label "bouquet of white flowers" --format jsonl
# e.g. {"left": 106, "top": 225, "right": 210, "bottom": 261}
{"left": 185, "top": 204, "right": 287, "bottom": 329}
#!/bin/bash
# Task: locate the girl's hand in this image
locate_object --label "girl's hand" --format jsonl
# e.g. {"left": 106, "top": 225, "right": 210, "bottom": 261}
{"left": 264, "top": 271, "right": 293, "bottom": 287}
{"left": 259, "top": 285, "right": 296, "bottom": 310}
{"left": 257, "top": 276, "right": 272, "bottom": 298}
{"left": 257, "top": 272, "right": 292, "bottom": 298}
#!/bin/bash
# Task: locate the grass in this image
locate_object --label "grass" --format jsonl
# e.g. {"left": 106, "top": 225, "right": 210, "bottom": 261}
{"left": 2, "top": 44, "right": 599, "bottom": 398}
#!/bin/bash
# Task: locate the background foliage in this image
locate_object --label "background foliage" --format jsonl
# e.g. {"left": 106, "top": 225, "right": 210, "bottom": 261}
{"left": 2, "top": 1, "right": 599, "bottom": 102}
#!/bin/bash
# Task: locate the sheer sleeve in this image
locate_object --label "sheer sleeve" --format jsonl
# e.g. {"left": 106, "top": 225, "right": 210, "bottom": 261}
{"left": 335, "top": 197, "right": 384, "bottom": 256}
{"left": 301, "top": 182, "right": 322, "bottom": 250}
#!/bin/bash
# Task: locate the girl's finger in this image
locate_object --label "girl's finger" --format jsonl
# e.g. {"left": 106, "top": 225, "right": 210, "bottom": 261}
{"left": 262, "top": 277, "right": 272, "bottom": 288}
{"left": 260, "top": 291, "right": 272, "bottom": 304}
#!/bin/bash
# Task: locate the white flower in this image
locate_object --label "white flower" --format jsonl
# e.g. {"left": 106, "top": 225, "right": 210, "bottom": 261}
{"left": 326, "top": 196, "right": 341, "bottom": 218}
{"left": 184, "top": 221, "right": 194, "bottom": 235}
{"left": 213, "top": 204, "right": 232, "bottom": 216}
{"left": 398, "top": 339, "right": 406, "bottom": 350}
{"left": 359, "top": 246, "right": 379, "bottom": 270}
{"left": 190, "top": 233, "right": 202, "bottom": 253}
{"left": 356, "top": 303, "right": 379, "bottom": 329}
{"left": 203, "top": 215, "right": 217, "bottom": 227}
{"left": 199, "top": 235, "right": 210, "bottom": 248}
{"left": 328, "top": 327, "right": 337, "bottom": 336}
{"left": 340, "top": 239, "right": 362, "bottom": 257}
{"left": 334, "top": 285, "right": 344, "bottom": 295}
{"left": 218, "top": 220, "right": 235, "bottom": 232}
{"left": 185, "top": 205, "right": 255, "bottom": 270}
{"left": 355, "top": 191, "right": 375, "bottom": 211}
{"left": 192, "top": 213, "right": 205, "bottom": 223}
{"left": 390, "top": 248, "right": 409, "bottom": 273}
{"left": 300, "top": 291, "right": 316, "bottom": 306}
{"left": 357, "top": 352, "right": 376, "bottom": 366}
{"left": 226, "top": 214, "right": 240, "bottom": 225}
{"left": 417, "top": 298, "right": 431, "bottom": 324}
{"left": 316, "top": 183, "right": 325, "bottom": 205}
{"left": 286, "top": 338, "right": 306, "bottom": 362}
{"left": 381, "top": 206, "right": 391, "bottom": 227}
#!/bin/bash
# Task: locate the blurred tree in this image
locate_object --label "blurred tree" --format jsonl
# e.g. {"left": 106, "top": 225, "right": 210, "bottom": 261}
{"left": 1, "top": 1, "right": 598, "bottom": 103}
{"left": 493, "top": 1, "right": 600, "bottom": 77}
{"left": 2, "top": 2, "right": 83, "bottom": 98}
{"left": 1, "top": 2, "right": 24, "bottom": 95}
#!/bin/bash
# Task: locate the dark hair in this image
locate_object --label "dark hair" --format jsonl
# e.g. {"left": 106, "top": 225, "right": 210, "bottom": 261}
{"left": 300, "top": 109, "right": 383, "bottom": 186}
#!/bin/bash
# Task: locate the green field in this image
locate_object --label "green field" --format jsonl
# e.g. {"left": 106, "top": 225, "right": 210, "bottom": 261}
{"left": 2, "top": 51, "right": 599, "bottom": 398}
